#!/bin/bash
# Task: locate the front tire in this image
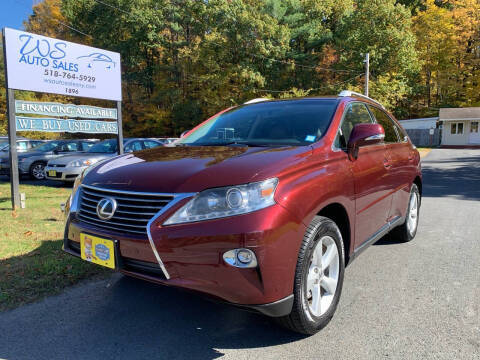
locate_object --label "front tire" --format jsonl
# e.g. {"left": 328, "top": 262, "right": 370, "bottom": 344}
{"left": 391, "top": 183, "right": 420, "bottom": 242}
{"left": 277, "top": 216, "right": 345, "bottom": 335}
{"left": 30, "top": 162, "right": 46, "bottom": 180}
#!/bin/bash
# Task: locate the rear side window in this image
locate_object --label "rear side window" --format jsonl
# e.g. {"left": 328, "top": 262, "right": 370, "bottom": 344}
{"left": 17, "top": 141, "right": 28, "bottom": 150}
{"left": 369, "top": 106, "right": 399, "bottom": 143}
{"left": 336, "top": 102, "right": 373, "bottom": 148}
{"left": 81, "top": 142, "right": 95, "bottom": 151}
{"left": 125, "top": 141, "right": 143, "bottom": 152}
{"left": 143, "top": 140, "right": 161, "bottom": 149}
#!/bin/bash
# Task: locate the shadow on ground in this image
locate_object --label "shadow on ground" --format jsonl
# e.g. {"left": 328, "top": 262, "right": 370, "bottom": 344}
{"left": 0, "top": 273, "right": 306, "bottom": 359}
{"left": 421, "top": 152, "right": 480, "bottom": 200}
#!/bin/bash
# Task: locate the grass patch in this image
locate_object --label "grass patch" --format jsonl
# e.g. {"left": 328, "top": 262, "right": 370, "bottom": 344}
{"left": 0, "top": 179, "right": 110, "bottom": 311}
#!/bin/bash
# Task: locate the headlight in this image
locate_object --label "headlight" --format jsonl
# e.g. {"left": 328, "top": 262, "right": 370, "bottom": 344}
{"left": 69, "top": 159, "right": 98, "bottom": 167}
{"left": 163, "top": 178, "right": 278, "bottom": 225}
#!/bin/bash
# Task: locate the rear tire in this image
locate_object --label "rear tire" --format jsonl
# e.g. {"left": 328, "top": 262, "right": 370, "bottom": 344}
{"left": 391, "top": 183, "right": 420, "bottom": 242}
{"left": 277, "top": 216, "right": 345, "bottom": 335}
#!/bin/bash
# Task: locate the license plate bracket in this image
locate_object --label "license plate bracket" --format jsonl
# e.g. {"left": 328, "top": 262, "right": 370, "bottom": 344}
{"left": 80, "top": 233, "right": 116, "bottom": 269}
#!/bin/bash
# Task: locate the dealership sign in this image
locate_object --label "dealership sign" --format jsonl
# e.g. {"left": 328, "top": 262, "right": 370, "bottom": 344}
{"left": 15, "top": 100, "right": 117, "bottom": 119}
{"left": 16, "top": 116, "right": 118, "bottom": 134}
{"left": 3, "top": 28, "right": 121, "bottom": 101}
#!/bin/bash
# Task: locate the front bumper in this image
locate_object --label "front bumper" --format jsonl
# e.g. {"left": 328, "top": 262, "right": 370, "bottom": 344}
{"left": 45, "top": 165, "right": 84, "bottom": 182}
{"left": 63, "top": 202, "right": 305, "bottom": 316}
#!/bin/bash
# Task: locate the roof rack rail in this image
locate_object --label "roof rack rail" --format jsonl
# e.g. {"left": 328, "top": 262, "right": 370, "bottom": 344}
{"left": 244, "top": 98, "right": 270, "bottom": 105}
{"left": 338, "top": 90, "right": 385, "bottom": 109}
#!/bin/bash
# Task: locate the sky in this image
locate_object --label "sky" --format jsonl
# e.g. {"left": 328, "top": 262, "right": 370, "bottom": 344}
{"left": 0, "top": 0, "right": 34, "bottom": 31}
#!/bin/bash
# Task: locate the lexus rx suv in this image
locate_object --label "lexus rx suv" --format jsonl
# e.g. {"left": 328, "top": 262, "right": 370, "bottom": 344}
{"left": 63, "top": 91, "right": 421, "bottom": 334}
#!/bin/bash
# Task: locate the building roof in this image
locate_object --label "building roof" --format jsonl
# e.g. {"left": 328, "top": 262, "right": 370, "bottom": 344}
{"left": 439, "top": 107, "right": 480, "bottom": 121}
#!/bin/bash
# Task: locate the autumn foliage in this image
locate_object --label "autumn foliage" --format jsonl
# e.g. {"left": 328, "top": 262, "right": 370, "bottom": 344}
{"left": 1, "top": 0, "right": 479, "bottom": 138}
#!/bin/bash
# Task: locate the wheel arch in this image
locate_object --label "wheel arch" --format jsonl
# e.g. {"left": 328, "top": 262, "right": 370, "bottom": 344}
{"left": 413, "top": 176, "right": 422, "bottom": 197}
{"left": 317, "top": 203, "right": 352, "bottom": 265}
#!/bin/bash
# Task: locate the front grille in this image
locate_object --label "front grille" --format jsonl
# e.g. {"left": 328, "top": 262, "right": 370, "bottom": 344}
{"left": 77, "top": 186, "right": 175, "bottom": 236}
{"left": 49, "top": 164, "right": 66, "bottom": 168}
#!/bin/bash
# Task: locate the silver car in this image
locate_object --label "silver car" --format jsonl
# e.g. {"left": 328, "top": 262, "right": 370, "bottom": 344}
{"left": 45, "top": 138, "right": 163, "bottom": 182}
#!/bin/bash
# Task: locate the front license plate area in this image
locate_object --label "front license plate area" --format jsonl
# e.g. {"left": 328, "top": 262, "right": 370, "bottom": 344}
{"left": 80, "top": 233, "right": 116, "bottom": 269}
{"left": 48, "top": 170, "right": 57, "bottom": 177}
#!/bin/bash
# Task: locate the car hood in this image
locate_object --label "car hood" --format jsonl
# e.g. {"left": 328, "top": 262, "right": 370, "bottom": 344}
{"left": 83, "top": 145, "right": 313, "bottom": 193}
{"left": 49, "top": 153, "right": 115, "bottom": 165}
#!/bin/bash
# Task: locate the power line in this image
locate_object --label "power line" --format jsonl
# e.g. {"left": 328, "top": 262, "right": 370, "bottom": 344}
{"left": 92, "top": 0, "right": 130, "bottom": 15}
{"left": 54, "top": 19, "right": 92, "bottom": 38}
{"left": 252, "top": 54, "right": 358, "bottom": 73}
{"left": 88, "top": 0, "right": 360, "bottom": 75}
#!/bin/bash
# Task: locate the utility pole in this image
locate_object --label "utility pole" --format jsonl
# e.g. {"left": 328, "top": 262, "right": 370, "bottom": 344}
{"left": 364, "top": 53, "right": 370, "bottom": 97}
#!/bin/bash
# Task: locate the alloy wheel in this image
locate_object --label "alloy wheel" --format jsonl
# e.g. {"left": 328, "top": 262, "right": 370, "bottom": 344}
{"left": 32, "top": 164, "right": 46, "bottom": 180}
{"left": 306, "top": 235, "right": 340, "bottom": 317}
{"left": 407, "top": 191, "right": 419, "bottom": 236}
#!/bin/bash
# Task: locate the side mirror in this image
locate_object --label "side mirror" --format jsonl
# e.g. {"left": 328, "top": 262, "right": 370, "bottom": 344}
{"left": 52, "top": 149, "right": 59, "bottom": 154}
{"left": 347, "top": 123, "right": 385, "bottom": 160}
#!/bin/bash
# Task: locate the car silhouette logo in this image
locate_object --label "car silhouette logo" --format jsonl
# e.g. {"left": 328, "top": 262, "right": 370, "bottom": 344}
{"left": 77, "top": 52, "right": 116, "bottom": 70}
{"left": 96, "top": 197, "right": 117, "bottom": 220}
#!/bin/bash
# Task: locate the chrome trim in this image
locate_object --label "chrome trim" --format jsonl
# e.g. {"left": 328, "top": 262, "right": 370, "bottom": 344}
{"left": 365, "top": 133, "right": 385, "bottom": 141}
{"left": 78, "top": 184, "right": 196, "bottom": 280}
{"left": 338, "top": 90, "right": 385, "bottom": 109}
{"left": 146, "top": 193, "right": 196, "bottom": 280}
{"left": 81, "top": 184, "right": 179, "bottom": 197}
{"left": 353, "top": 215, "right": 404, "bottom": 259}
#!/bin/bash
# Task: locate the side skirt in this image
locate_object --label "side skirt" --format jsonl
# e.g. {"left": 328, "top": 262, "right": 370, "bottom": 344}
{"left": 349, "top": 215, "right": 404, "bottom": 262}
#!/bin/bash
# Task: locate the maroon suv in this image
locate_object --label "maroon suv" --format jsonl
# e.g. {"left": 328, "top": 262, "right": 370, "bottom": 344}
{"left": 63, "top": 91, "right": 421, "bottom": 334}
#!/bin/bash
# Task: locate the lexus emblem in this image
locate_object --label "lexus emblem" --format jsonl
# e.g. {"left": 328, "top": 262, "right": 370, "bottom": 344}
{"left": 96, "top": 197, "right": 117, "bottom": 220}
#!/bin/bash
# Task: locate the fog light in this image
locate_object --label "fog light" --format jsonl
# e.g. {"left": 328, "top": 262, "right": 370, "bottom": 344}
{"left": 223, "top": 248, "right": 257, "bottom": 268}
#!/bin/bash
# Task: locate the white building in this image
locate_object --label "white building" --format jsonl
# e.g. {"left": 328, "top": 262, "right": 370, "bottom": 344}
{"left": 398, "top": 117, "right": 438, "bottom": 130}
{"left": 439, "top": 108, "right": 480, "bottom": 146}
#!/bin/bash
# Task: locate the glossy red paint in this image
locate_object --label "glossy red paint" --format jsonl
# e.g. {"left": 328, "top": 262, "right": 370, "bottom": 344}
{"left": 64, "top": 96, "right": 422, "bottom": 309}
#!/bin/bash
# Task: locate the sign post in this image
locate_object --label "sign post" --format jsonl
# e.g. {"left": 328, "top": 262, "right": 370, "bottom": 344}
{"left": 2, "top": 28, "right": 122, "bottom": 210}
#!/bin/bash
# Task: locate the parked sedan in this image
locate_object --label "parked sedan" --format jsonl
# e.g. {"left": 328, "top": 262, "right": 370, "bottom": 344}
{"left": 0, "top": 139, "right": 97, "bottom": 180}
{"left": 0, "top": 138, "right": 46, "bottom": 152}
{"left": 45, "top": 138, "right": 163, "bottom": 182}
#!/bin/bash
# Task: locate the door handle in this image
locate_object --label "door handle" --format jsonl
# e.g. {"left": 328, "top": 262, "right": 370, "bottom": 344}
{"left": 383, "top": 158, "right": 392, "bottom": 169}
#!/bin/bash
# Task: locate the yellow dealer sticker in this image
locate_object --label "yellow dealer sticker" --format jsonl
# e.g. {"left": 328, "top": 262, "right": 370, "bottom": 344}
{"left": 80, "top": 233, "right": 115, "bottom": 269}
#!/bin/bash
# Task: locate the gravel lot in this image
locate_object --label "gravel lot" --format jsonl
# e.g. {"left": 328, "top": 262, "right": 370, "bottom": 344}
{"left": 0, "top": 148, "right": 479, "bottom": 360}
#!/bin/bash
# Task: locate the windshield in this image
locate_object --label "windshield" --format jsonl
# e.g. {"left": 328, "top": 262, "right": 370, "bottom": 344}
{"left": 88, "top": 139, "right": 118, "bottom": 153}
{"left": 178, "top": 99, "right": 338, "bottom": 147}
{"left": 32, "top": 141, "right": 62, "bottom": 152}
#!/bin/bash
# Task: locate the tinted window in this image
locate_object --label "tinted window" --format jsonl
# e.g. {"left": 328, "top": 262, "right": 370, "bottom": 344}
{"left": 144, "top": 140, "right": 161, "bottom": 149}
{"left": 58, "top": 142, "right": 79, "bottom": 152}
{"left": 125, "top": 141, "right": 143, "bottom": 152}
{"left": 34, "top": 141, "right": 62, "bottom": 152}
{"left": 17, "top": 141, "right": 28, "bottom": 150}
{"left": 178, "top": 100, "right": 338, "bottom": 146}
{"left": 88, "top": 139, "right": 118, "bottom": 153}
{"left": 336, "top": 103, "right": 373, "bottom": 147}
{"left": 369, "top": 106, "right": 399, "bottom": 143}
{"left": 81, "top": 141, "right": 95, "bottom": 151}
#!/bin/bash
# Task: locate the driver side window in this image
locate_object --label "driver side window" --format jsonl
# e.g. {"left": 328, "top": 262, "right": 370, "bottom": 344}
{"left": 335, "top": 103, "right": 373, "bottom": 148}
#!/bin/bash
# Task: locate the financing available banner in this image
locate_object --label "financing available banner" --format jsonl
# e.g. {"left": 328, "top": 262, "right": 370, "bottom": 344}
{"left": 16, "top": 116, "right": 118, "bottom": 134}
{"left": 3, "top": 28, "right": 121, "bottom": 101}
{"left": 15, "top": 100, "right": 117, "bottom": 119}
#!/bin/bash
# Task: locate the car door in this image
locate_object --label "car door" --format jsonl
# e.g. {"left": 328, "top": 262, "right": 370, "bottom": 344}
{"left": 368, "top": 105, "right": 413, "bottom": 222}
{"left": 338, "top": 102, "right": 393, "bottom": 248}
